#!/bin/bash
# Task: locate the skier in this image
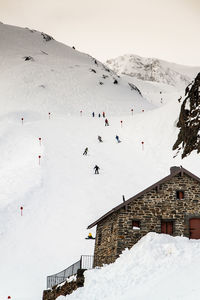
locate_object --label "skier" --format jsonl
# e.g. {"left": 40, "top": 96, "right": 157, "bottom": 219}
{"left": 102, "top": 112, "right": 105, "bottom": 118}
{"left": 98, "top": 135, "right": 103, "bottom": 142}
{"left": 94, "top": 165, "right": 100, "bottom": 174}
{"left": 92, "top": 112, "right": 95, "bottom": 117}
{"left": 115, "top": 135, "right": 121, "bottom": 143}
{"left": 83, "top": 147, "right": 88, "bottom": 155}
{"left": 98, "top": 113, "right": 101, "bottom": 117}
{"left": 105, "top": 118, "right": 109, "bottom": 126}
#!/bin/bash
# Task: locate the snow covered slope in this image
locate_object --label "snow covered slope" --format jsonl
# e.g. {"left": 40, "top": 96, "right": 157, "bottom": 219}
{"left": 0, "top": 23, "right": 153, "bottom": 116}
{"left": 0, "top": 23, "right": 199, "bottom": 300}
{"left": 58, "top": 233, "right": 200, "bottom": 300}
{"left": 106, "top": 54, "right": 200, "bottom": 89}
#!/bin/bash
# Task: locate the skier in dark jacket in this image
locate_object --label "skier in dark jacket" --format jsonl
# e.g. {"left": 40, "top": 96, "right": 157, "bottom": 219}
{"left": 115, "top": 135, "right": 120, "bottom": 143}
{"left": 98, "top": 135, "right": 103, "bottom": 142}
{"left": 105, "top": 118, "right": 109, "bottom": 126}
{"left": 92, "top": 112, "right": 95, "bottom": 117}
{"left": 83, "top": 147, "right": 88, "bottom": 155}
{"left": 98, "top": 113, "right": 101, "bottom": 117}
{"left": 94, "top": 165, "right": 100, "bottom": 174}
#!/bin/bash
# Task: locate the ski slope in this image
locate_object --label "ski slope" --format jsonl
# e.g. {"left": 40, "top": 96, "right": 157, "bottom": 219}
{"left": 0, "top": 23, "right": 199, "bottom": 300}
{"left": 58, "top": 233, "right": 200, "bottom": 300}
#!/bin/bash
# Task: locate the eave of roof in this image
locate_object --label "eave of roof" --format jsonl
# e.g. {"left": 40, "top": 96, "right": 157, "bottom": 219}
{"left": 87, "top": 167, "right": 200, "bottom": 229}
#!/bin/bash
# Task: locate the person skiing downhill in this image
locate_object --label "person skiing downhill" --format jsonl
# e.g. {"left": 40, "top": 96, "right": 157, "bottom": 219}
{"left": 94, "top": 165, "right": 100, "bottom": 174}
{"left": 98, "top": 135, "right": 103, "bottom": 142}
{"left": 105, "top": 118, "right": 109, "bottom": 126}
{"left": 92, "top": 112, "right": 95, "bottom": 117}
{"left": 115, "top": 135, "right": 120, "bottom": 143}
{"left": 98, "top": 113, "right": 101, "bottom": 117}
{"left": 83, "top": 147, "right": 88, "bottom": 155}
{"left": 102, "top": 112, "right": 105, "bottom": 118}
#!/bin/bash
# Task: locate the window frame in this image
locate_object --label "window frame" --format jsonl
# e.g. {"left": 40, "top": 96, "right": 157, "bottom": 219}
{"left": 176, "top": 190, "right": 184, "bottom": 200}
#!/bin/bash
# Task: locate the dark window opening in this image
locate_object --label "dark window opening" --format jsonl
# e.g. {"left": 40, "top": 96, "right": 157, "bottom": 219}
{"left": 176, "top": 190, "right": 184, "bottom": 199}
{"left": 98, "top": 231, "right": 102, "bottom": 246}
{"left": 110, "top": 223, "right": 113, "bottom": 234}
{"left": 132, "top": 220, "right": 140, "bottom": 229}
{"left": 161, "top": 221, "right": 173, "bottom": 235}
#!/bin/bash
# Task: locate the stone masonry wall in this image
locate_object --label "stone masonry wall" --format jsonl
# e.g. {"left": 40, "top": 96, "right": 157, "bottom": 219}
{"left": 43, "top": 269, "right": 85, "bottom": 300}
{"left": 94, "top": 173, "right": 200, "bottom": 265}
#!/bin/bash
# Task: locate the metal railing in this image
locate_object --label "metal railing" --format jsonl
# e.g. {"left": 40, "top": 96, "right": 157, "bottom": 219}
{"left": 47, "top": 255, "right": 94, "bottom": 289}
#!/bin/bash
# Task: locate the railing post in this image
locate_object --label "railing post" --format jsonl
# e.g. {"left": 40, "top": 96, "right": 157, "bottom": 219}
{"left": 80, "top": 256, "right": 82, "bottom": 269}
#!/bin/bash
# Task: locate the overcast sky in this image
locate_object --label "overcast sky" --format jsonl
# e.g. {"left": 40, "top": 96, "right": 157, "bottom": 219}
{"left": 0, "top": 0, "right": 200, "bottom": 65}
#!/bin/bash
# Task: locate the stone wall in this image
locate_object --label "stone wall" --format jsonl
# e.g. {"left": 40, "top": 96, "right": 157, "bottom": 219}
{"left": 43, "top": 269, "right": 85, "bottom": 300}
{"left": 94, "top": 173, "right": 200, "bottom": 265}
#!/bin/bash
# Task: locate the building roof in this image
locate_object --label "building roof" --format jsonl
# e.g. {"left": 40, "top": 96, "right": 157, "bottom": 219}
{"left": 87, "top": 166, "right": 200, "bottom": 229}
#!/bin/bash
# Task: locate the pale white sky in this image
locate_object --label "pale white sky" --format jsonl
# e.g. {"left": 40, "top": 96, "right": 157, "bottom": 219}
{"left": 0, "top": 0, "right": 200, "bottom": 65}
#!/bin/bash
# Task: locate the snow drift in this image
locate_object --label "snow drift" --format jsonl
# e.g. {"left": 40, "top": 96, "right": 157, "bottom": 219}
{"left": 58, "top": 233, "right": 200, "bottom": 300}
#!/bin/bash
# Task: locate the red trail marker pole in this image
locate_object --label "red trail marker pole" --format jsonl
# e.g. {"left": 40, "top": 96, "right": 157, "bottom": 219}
{"left": 38, "top": 155, "right": 41, "bottom": 165}
{"left": 20, "top": 206, "right": 23, "bottom": 216}
{"left": 141, "top": 141, "right": 144, "bottom": 150}
{"left": 39, "top": 137, "right": 42, "bottom": 146}
{"left": 21, "top": 117, "right": 24, "bottom": 125}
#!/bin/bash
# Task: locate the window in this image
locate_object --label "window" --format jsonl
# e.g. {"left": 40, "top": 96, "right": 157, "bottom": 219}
{"left": 97, "top": 231, "right": 102, "bottom": 246}
{"left": 176, "top": 190, "right": 184, "bottom": 199}
{"left": 132, "top": 220, "right": 140, "bottom": 230}
{"left": 110, "top": 223, "right": 113, "bottom": 234}
{"left": 161, "top": 221, "right": 173, "bottom": 235}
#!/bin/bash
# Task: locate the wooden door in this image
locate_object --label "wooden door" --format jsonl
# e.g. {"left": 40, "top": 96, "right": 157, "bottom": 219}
{"left": 189, "top": 218, "right": 200, "bottom": 239}
{"left": 161, "top": 221, "right": 173, "bottom": 235}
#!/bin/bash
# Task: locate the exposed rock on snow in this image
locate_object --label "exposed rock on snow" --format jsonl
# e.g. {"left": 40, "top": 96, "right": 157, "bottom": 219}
{"left": 173, "top": 73, "right": 200, "bottom": 158}
{"left": 41, "top": 32, "right": 54, "bottom": 42}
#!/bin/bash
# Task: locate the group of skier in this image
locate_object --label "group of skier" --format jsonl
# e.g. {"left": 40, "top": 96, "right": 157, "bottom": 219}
{"left": 92, "top": 111, "right": 106, "bottom": 118}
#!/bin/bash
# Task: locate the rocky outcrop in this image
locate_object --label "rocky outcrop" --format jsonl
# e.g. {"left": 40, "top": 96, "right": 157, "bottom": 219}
{"left": 43, "top": 269, "right": 85, "bottom": 300}
{"left": 173, "top": 72, "right": 200, "bottom": 158}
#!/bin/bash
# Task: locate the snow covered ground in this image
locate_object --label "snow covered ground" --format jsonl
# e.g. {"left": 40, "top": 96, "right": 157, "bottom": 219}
{"left": 0, "top": 23, "right": 199, "bottom": 300}
{"left": 58, "top": 233, "right": 200, "bottom": 300}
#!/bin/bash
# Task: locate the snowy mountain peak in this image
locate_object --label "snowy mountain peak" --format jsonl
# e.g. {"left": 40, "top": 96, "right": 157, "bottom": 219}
{"left": 106, "top": 54, "right": 199, "bottom": 88}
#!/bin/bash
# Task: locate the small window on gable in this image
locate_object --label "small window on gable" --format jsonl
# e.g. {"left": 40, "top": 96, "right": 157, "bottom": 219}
{"left": 132, "top": 220, "right": 140, "bottom": 230}
{"left": 176, "top": 190, "right": 184, "bottom": 200}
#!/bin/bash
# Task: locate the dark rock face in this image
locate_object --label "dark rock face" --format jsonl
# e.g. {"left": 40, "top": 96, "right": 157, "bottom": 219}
{"left": 173, "top": 72, "right": 200, "bottom": 158}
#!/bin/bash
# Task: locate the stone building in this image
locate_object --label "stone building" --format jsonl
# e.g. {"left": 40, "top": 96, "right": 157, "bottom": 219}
{"left": 88, "top": 166, "right": 200, "bottom": 266}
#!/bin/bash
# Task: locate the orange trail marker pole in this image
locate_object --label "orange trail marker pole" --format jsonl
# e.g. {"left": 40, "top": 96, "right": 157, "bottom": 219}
{"left": 21, "top": 117, "right": 24, "bottom": 125}
{"left": 20, "top": 206, "right": 23, "bottom": 216}
{"left": 38, "top": 155, "right": 41, "bottom": 165}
